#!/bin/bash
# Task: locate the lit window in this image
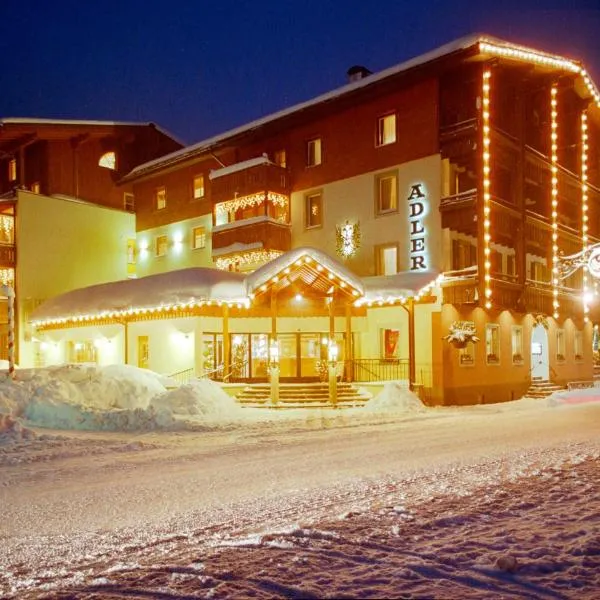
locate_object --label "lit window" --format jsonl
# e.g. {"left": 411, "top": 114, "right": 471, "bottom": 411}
{"left": 377, "top": 244, "right": 398, "bottom": 276}
{"left": 459, "top": 342, "right": 475, "bottom": 366}
{"left": 8, "top": 159, "right": 16, "bottom": 182}
{"left": 193, "top": 175, "right": 205, "bottom": 199}
{"left": 382, "top": 329, "right": 400, "bottom": 359}
{"left": 574, "top": 330, "right": 583, "bottom": 360}
{"left": 274, "top": 149, "right": 287, "bottom": 168}
{"left": 192, "top": 226, "right": 206, "bottom": 249}
{"left": 486, "top": 324, "right": 500, "bottom": 364}
{"left": 31, "top": 182, "right": 40, "bottom": 194}
{"left": 376, "top": 114, "right": 396, "bottom": 146}
{"left": 307, "top": 138, "right": 322, "bottom": 167}
{"left": 98, "top": 151, "right": 116, "bottom": 170}
{"left": 155, "top": 235, "right": 168, "bottom": 257}
{"left": 511, "top": 326, "right": 523, "bottom": 363}
{"left": 556, "top": 329, "right": 566, "bottom": 361}
{"left": 305, "top": 192, "right": 322, "bottom": 228}
{"left": 156, "top": 187, "right": 167, "bottom": 210}
{"left": 124, "top": 192, "right": 135, "bottom": 211}
{"left": 376, "top": 172, "right": 398, "bottom": 214}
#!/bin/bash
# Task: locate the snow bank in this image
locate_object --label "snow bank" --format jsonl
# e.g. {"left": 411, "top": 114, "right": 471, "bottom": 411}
{"left": 0, "top": 364, "right": 241, "bottom": 432}
{"left": 363, "top": 382, "right": 425, "bottom": 412}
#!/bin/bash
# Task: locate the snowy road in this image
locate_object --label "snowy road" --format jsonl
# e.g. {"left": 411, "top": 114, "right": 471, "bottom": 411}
{"left": 1, "top": 400, "right": 600, "bottom": 598}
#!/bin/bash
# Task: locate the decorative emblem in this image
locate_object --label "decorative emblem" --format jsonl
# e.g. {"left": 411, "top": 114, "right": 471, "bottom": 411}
{"left": 335, "top": 221, "right": 361, "bottom": 259}
{"left": 443, "top": 321, "right": 479, "bottom": 349}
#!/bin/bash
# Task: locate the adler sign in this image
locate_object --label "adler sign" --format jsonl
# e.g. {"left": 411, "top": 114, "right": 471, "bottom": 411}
{"left": 407, "top": 183, "right": 428, "bottom": 270}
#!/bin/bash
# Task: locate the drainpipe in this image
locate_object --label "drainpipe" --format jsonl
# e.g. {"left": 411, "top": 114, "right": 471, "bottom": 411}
{"left": 400, "top": 298, "right": 416, "bottom": 390}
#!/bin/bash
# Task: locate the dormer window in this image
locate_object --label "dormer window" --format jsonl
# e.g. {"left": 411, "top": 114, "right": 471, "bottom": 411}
{"left": 99, "top": 151, "right": 116, "bottom": 170}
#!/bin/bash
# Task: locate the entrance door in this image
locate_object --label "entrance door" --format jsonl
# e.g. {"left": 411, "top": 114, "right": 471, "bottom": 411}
{"left": 137, "top": 336, "right": 149, "bottom": 369}
{"left": 531, "top": 325, "right": 549, "bottom": 380}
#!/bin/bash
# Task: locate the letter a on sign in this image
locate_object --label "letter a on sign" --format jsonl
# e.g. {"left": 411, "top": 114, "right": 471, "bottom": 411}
{"left": 407, "top": 184, "right": 425, "bottom": 201}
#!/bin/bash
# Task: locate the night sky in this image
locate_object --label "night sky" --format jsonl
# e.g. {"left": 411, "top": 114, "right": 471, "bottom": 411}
{"left": 1, "top": 0, "right": 600, "bottom": 145}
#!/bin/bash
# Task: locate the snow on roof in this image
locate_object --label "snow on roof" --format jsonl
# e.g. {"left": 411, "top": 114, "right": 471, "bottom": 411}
{"left": 124, "top": 33, "right": 597, "bottom": 181}
{"left": 209, "top": 156, "right": 272, "bottom": 180}
{"left": 245, "top": 247, "right": 365, "bottom": 295}
{"left": 30, "top": 268, "right": 247, "bottom": 323}
{"left": 361, "top": 271, "right": 440, "bottom": 303}
{"left": 0, "top": 117, "right": 185, "bottom": 147}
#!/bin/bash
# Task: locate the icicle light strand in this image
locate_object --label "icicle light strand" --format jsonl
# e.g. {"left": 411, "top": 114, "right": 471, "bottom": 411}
{"left": 482, "top": 69, "right": 492, "bottom": 310}
{"left": 551, "top": 86, "right": 560, "bottom": 320}
{"left": 582, "top": 111, "right": 589, "bottom": 322}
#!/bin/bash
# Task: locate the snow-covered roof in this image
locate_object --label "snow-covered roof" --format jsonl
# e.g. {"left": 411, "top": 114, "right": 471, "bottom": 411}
{"left": 0, "top": 117, "right": 185, "bottom": 147}
{"left": 360, "top": 271, "right": 440, "bottom": 303}
{"left": 245, "top": 247, "right": 365, "bottom": 296}
{"left": 30, "top": 268, "right": 247, "bottom": 323}
{"left": 123, "top": 33, "right": 598, "bottom": 181}
{"left": 209, "top": 156, "right": 272, "bottom": 180}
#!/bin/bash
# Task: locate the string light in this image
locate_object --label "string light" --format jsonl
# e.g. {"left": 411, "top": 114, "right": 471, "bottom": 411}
{"left": 482, "top": 69, "right": 492, "bottom": 310}
{"left": 215, "top": 249, "right": 283, "bottom": 271}
{"left": 214, "top": 191, "right": 288, "bottom": 217}
{"left": 479, "top": 40, "right": 600, "bottom": 108}
{"left": 551, "top": 85, "right": 560, "bottom": 320}
{"left": 582, "top": 111, "right": 589, "bottom": 322}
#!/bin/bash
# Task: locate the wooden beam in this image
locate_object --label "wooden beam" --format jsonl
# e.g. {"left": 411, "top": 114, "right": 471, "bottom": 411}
{"left": 222, "top": 304, "right": 229, "bottom": 380}
{"left": 345, "top": 302, "right": 353, "bottom": 382}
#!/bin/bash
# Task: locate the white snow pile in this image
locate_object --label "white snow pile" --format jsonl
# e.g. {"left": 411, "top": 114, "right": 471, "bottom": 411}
{"left": 363, "top": 382, "right": 425, "bottom": 412}
{"left": 0, "top": 364, "right": 243, "bottom": 432}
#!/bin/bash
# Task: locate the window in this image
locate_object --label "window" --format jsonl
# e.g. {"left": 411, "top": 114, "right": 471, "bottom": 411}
{"left": 452, "top": 239, "right": 477, "bottom": 270}
{"left": 511, "top": 326, "right": 523, "bottom": 364}
{"left": 155, "top": 235, "right": 168, "bottom": 257}
{"left": 31, "top": 182, "right": 40, "bottom": 194}
{"left": 193, "top": 175, "right": 205, "bottom": 199}
{"left": 556, "top": 329, "right": 566, "bottom": 361}
{"left": 485, "top": 324, "right": 500, "bottom": 364}
{"left": 98, "top": 151, "right": 116, "bottom": 170}
{"left": 574, "top": 330, "right": 583, "bottom": 360}
{"left": 305, "top": 192, "right": 322, "bottom": 228}
{"left": 459, "top": 343, "right": 475, "bottom": 366}
{"left": 156, "top": 186, "right": 167, "bottom": 210}
{"left": 127, "top": 239, "right": 136, "bottom": 277}
{"left": 8, "top": 159, "right": 16, "bottom": 181}
{"left": 376, "top": 244, "right": 398, "bottom": 276}
{"left": 307, "top": 138, "right": 322, "bottom": 166}
{"left": 274, "top": 149, "right": 287, "bottom": 168}
{"left": 192, "top": 226, "right": 206, "bottom": 249}
{"left": 124, "top": 192, "right": 135, "bottom": 211}
{"left": 376, "top": 172, "right": 398, "bottom": 214}
{"left": 376, "top": 114, "right": 396, "bottom": 146}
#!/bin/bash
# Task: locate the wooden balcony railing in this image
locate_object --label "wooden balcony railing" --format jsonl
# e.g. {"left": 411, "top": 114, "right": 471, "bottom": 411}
{"left": 0, "top": 244, "right": 15, "bottom": 267}
{"left": 212, "top": 218, "right": 291, "bottom": 253}
{"left": 211, "top": 162, "right": 289, "bottom": 205}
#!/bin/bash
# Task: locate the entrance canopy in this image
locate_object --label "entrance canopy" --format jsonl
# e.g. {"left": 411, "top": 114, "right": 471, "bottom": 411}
{"left": 30, "top": 247, "right": 439, "bottom": 328}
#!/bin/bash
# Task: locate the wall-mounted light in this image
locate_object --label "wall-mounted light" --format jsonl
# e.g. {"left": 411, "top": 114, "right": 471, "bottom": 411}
{"left": 328, "top": 340, "right": 338, "bottom": 363}
{"left": 269, "top": 340, "right": 279, "bottom": 367}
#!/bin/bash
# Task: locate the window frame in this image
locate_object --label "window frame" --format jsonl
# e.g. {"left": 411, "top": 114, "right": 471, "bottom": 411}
{"left": 376, "top": 113, "right": 397, "bottom": 147}
{"left": 306, "top": 138, "right": 322, "bottom": 167}
{"left": 274, "top": 149, "right": 287, "bottom": 168}
{"left": 8, "top": 159, "right": 17, "bottom": 182}
{"left": 155, "top": 234, "right": 168, "bottom": 257}
{"left": 193, "top": 174, "right": 205, "bottom": 200}
{"left": 192, "top": 226, "right": 207, "bottom": 250}
{"left": 375, "top": 242, "right": 400, "bottom": 276}
{"left": 511, "top": 325, "right": 524, "bottom": 364}
{"left": 155, "top": 186, "right": 167, "bottom": 210}
{"left": 375, "top": 170, "right": 399, "bottom": 216}
{"left": 485, "top": 323, "right": 500, "bottom": 365}
{"left": 556, "top": 329, "right": 566, "bottom": 361}
{"left": 574, "top": 330, "right": 584, "bottom": 361}
{"left": 304, "top": 191, "right": 323, "bottom": 229}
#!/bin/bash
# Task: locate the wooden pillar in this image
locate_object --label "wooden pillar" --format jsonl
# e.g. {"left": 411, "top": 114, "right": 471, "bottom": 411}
{"left": 271, "top": 292, "right": 278, "bottom": 340}
{"left": 328, "top": 295, "right": 335, "bottom": 343}
{"left": 345, "top": 302, "right": 353, "bottom": 382}
{"left": 406, "top": 298, "right": 416, "bottom": 389}
{"left": 123, "top": 321, "right": 129, "bottom": 365}
{"left": 222, "top": 304, "right": 230, "bottom": 380}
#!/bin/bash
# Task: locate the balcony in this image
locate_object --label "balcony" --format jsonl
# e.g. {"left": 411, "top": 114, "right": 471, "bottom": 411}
{"left": 212, "top": 216, "right": 291, "bottom": 270}
{"left": 210, "top": 157, "right": 289, "bottom": 205}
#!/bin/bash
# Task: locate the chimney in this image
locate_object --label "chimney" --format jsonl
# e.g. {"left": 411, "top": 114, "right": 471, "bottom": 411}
{"left": 346, "top": 65, "right": 372, "bottom": 83}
